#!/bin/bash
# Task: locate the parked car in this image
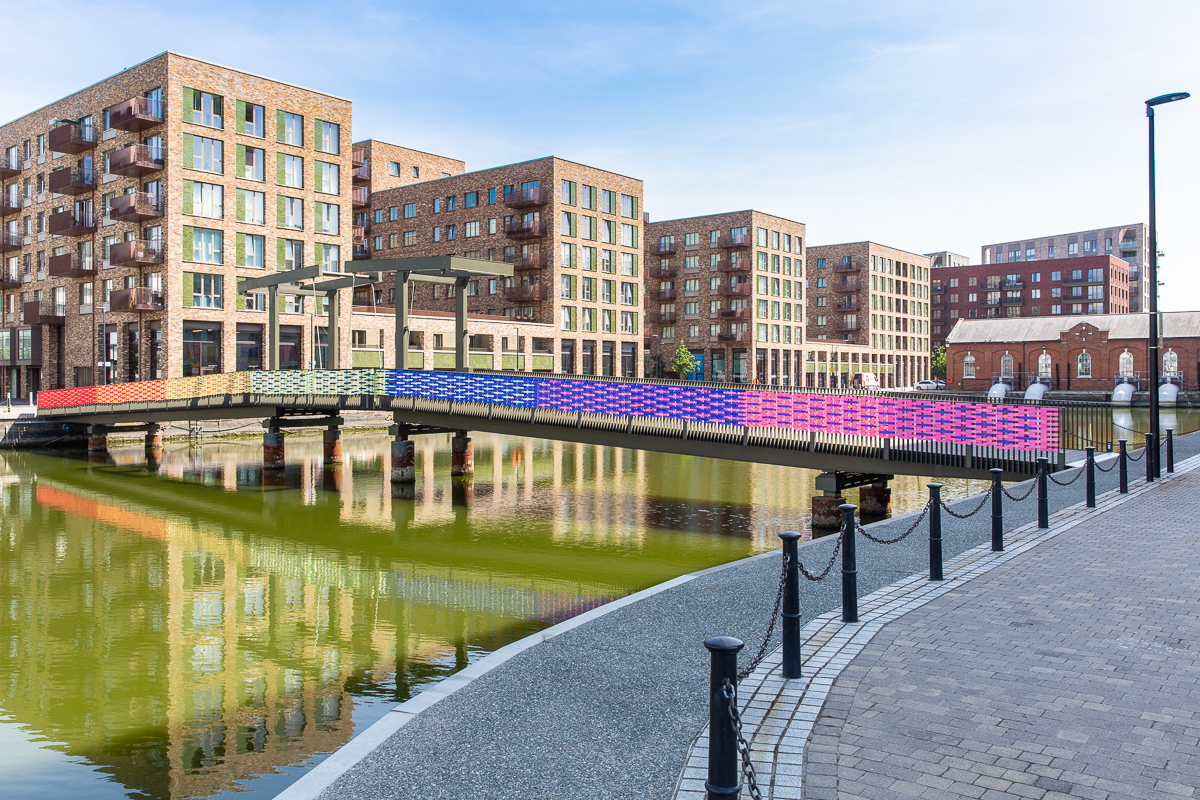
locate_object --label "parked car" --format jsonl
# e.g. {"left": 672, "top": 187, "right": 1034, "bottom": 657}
{"left": 914, "top": 380, "right": 945, "bottom": 391}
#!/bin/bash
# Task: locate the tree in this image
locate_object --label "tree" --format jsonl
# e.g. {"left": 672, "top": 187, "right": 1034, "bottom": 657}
{"left": 931, "top": 346, "right": 947, "bottom": 379}
{"left": 669, "top": 341, "right": 700, "bottom": 377}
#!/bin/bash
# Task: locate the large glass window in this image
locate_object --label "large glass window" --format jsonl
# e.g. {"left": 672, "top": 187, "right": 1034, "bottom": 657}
{"left": 282, "top": 112, "right": 303, "bottom": 146}
{"left": 192, "top": 91, "right": 223, "bottom": 129}
{"left": 242, "top": 102, "right": 264, "bottom": 137}
{"left": 192, "top": 228, "right": 223, "bottom": 264}
{"left": 192, "top": 273, "right": 223, "bottom": 308}
{"left": 236, "top": 325, "right": 263, "bottom": 371}
{"left": 317, "top": 120, "right": 339, "bottom": 153}
{"left": 182, "top": 324, "right": 221, "bottom": 376}
{"left": 191, "top": 181, "right": 223, "bottom": 218}
{"left": 190, "top": 136, "right": 223, "bottom": 173}
{"left": 283, "top": 154, "right": 303, "bottom": 188}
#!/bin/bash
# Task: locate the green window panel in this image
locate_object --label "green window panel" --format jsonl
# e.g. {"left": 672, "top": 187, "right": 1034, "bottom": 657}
{"left": 181, "top": 226, "right": 194, "bottom": 261}
{"left": 235, "top": 232, "right": 246, "bottom": 266}
{"left": 469, "top": 353, "right": 493, "bottom": 370}
{"left": 235, "top": 277, "right": 246, "bottom": 311}
{"left": 352, "top": 349, "right": 383, "bottom": 368}
{"left": 631, "top": 312, "right": 639, "bottom": 335}
{"left": 181, "top": 179, "right": 194, "bottom": 214}
{"left": 532, "top": 354, "right": 553, "bottom": 371}
{"left": 181, "top": 133, "right": 194, "bottom": 166}
{"left": 235, "top": 188, "right": 246, "bottom": 222}
{"left": 502, "top": 353, "right": 522, "bottom": 371}
{"left": 406, "top": 351, "right": 424, "bottom": 369}
{"left": 236, "top": 144, "right": 246, "bottom": 176}
{"left": 236, "top": 99, "right": 246, "bottom": 128}
{"left": 314, "top": 160, "right": 323, "bottom": 188}
{"left": 568, "top": 275, "right": 577, "bottom": 299}
{"left": 275, "top": 109, "right": 285, "bottom": 143}
{"left": 181, "top": 271, "right": 194, "bottom": 306}
{"left": 631, "top": 196, "right": 639, "bottom": 217}
{"left": 275, "top": 152, "right": 285, "bottom": 185}
{"left": 276, "top": 237, "right": 286, "bottom": 270}
{"left": 629, "top": 253, "right": 638, "bottom": 278}
{"left": 181, "top": 87, "right": 194, "bottom": 123}
{"left": 276, "top": 196, "right": 285, "bottom": 227}
{"left": 433, "top": 352, "right": 456, "bottom": 370}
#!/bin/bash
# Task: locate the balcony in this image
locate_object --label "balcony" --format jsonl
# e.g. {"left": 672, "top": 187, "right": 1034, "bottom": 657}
{"left": 503, "top": 187, "right": 546, "bottom": 209}
{"left": 505, "top": 219, "right": 546, "bottom": 240}
{"left": 655, "top": 264, "right": 677, "bottom": 278}
{"left": 718, "top": 233, "right": 751, "bottom": 250}
{"left": 48, "top": 167, "right": 94, "bottom": 196}
{"left": 352, "top": 147, "right": 366, "bottom": 168}
{"left": 352, "top": 186, "right": 370, "bottom": 208}
{"left": 109, "top": 287, "right": 164, "bottom": 313}
{"left": 352, "top": 164, "right": 369, "bottom": 185}
{"left": 931, "top": 299, "right": 946, "bottom": 309}
{"left": 0, "top": 155, "right": 20, "bottom": 180}
{"left": 1063, "top": 273, "right": 1102, "bottom": 285}
{"left": 653, "top": 310, "right": 678, "bottom": 324}
{"left": 108, "top": 240, "right": 162, "bottom": 267}
{"left": 719, "top": 307, "right": 751, "bottom": 320}
{"left": 48, "top": 122, "right": 96, "bottom": 154}
{"left": 1120, "top": 240, "right": 1137, "bottom": 250}
{"left": 48, "top": 252, "right": 98, "bottom": 276}
{"left": 48, "top": 208, "right": 96, "bottom": 236}
{"left": 507, "top": 254, "right": 543, "bottom": 272}
{"left": 110, "top": 192, "right": 163, "bottom": 222}
{"left": 353, "top": 245, "right": 370, "bottom": 260}
{"left": 109, "top": 144, "right": 164, "bottom": 177}
{"left": 656, "top": 287, "right": 676, "bottom": 300}
{"left": 721, "top": 283, "right": 751, "bottom": 297}
{"left": 718, "top": 332, "right": 752, "bottom": 343}
{"left": 653, "top": 240, "right": 678, "bottom": 256}
{"left": 719, "top": 257, "right": 752, "bottom": 273}
{"left": 1002, "top": 278, "right": 1024, "bottom": 288}
{"left": 504, "top": 284, "right": 547, "bottom": 302}
{"left": 24, "top": 301, "right": 65, "bottom": 326}
{"left": 0, "top": 195, "right": 20, "bottom": 217}
{"left": 1001, "top": 295, "right": 1025, "bottom": 306}
{"left": 835, "top": 260, "right": 861, "bottom": 273}
{"left": 352, "top": 225, "right": 365, "bottom": 246}
{"left": 108, "top": 96, "right": 164, "bottom": 132}
{"left": 981, "top": 297, "right": 1001, "bottom": 306}
{"left": 1, "top": 269, "right": 19, "bottom": 289}
{"left": 931, "top": 284, "right": 945, "bottom": 293}
{"left": 836, "top": 320, "right": 859, "bottom": 331}
{"left": 834, "top": 278, "right": 859, "bottom": 292}
{"left": 836, "top": 300, "right": 858, "bottom": 311}
{"left": 0, "top": 232, "right": 20, "bottom": 253}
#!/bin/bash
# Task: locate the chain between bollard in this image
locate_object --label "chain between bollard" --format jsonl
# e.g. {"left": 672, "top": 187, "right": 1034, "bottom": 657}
{"left": 737, "top": 554, "right": 790, "bottom": 682}
{"left": 1126, "top": 447, "right": 1146, "bottom": 462}
{"left": 798, "top": 528, "right": 844, "bottom": 581}
{"left": 722, "top": 679, "right": 765, "bottom": 800}
{"left": 855, "top": 501, "right": 930, "bottom": 545}
{"left": 1047, "top": 467, "right": 1084, "bottom": 487}
{"left": 1094, "top": 457, "right": 1118, "bottom": 473}
{"left": 1001, "top": 482, "right": 1037, "bottom": 502}
{"left": 939, "top": 487, "right": 993, "bottom": 519}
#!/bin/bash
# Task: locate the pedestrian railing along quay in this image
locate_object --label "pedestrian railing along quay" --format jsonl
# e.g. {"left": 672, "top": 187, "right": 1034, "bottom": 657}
{"left": 702, "top": 431, "right": 1177, "bottom": 800}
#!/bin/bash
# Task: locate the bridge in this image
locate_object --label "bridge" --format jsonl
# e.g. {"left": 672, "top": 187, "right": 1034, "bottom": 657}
{"left": 35, "top": 368, "right": 1072, "bottom": 523}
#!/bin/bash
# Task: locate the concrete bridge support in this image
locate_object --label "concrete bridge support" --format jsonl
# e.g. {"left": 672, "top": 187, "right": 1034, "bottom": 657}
{"left": 263, "top": 428, "right": 286, "bottom": 471}
{"left": 145, "top": 424, "right": 163, "bottom": 454}
{"left": 452, "top": 478, "right": 474, "bottom": 508}
{"left": 451, "top": 432, "right": 474, "bottom": 477}
{"left": 323, "top": 427, "right": 343, "bottom": 466}
{"left": 390, "top": 422, "right": 416, "bottom": 484}
{"left": 87, "top": 426, "right": 107, "bottom": 454}
{"left": 811, "top": 493, "right": 845, "bottom": 529}
{"left": 859, "top": 482, "right": 892, "bottom": 516}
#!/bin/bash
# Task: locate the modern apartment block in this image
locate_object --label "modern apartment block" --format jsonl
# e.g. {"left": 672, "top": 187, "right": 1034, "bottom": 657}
{"left": 981, "top": 223, "right": 1149, "bottom": 311}
{"left": 643, "top": 211, "right": 806, "bottom": 384}
{"left": 364, "top": 157, "right": 646, "bottom": 377}
{"left": 929, "top": 254, "right": 1130, "bottom": 352}
{"left": 0, "top": 52, "right": 354, "bottom": 398}
{"left": 804, "top": 242, "right": 932, "bottom": 389}
{"left": 926, "top": 250, "right": 970, "bottom": 269}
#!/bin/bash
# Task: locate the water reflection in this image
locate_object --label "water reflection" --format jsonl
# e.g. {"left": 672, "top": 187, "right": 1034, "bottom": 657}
{"left": 1, "top": 432, "right": 999, "bottom": 799}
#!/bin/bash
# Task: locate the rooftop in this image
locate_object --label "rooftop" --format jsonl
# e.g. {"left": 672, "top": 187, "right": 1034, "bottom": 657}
{"left": 945, "top": 311, "right": 1200, "bottom": 345}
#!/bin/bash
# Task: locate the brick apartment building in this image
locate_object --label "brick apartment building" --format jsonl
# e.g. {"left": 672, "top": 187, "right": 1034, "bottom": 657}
{"left": 930, "top": 254, "right": 1130, "bottom": 351}
{"left": 945, "top": 311, "right": 1199, "bottom": 392}
{"left": 643, "top": 211, "right": 806, "bottom": 384}
{"left": 364, "top": 157, "right": 646, "bottom": 377}
{"left": 981, "top": 223, "right": 1149, "bottom": 311}
{"left": 0, "top": 52, "right": 355, "bottom": 398}
{"left": 805, "top": 242, "right": 932, "bottom": 389}
{"left": 925, "top": 250, "right": 969, "bottom": 269}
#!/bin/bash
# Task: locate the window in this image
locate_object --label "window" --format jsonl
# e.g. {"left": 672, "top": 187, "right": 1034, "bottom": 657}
{"left": 389, "top": 161, "right": 400, "bottom": 177}
{"left": 962, "top": 354, "right": 976, "bottom": 378}
{"left": 620, "top": 223, "right": 637, "bottom": 248}
{"left": 620, "top": 194, "right": 636, "bottom": 218}
{"left": 316, "top": 120, "right": 339, "bottom": 153}
{"left": 243, "top": 234, "right": 265, "bottom": 268}
{"left": 403, "top": 231, "right": 415, "bottom": 246}
{"left": 465, "top": 221, "right": 480, "bottom": 238}
{"left": 281, "top": 112, "right": 303, "bottom": 146}
{"left": 601, "top": 219, "right": 615, "bottom": 244}
{"left": 192, "top": 273, "right": 224, "bottom": 308}
{"left": 1077, "top": 352, "right": 1092, "bottom": 378}
{"left": 315, "top": 161, "right": 339, "bottom": 194}
{"left": 1087, "top": 268, "right": 1103, "bottom": 283}
{"left": 189, "top": 181, "right": 223, "bottom": 218}
{"left": 1000, "top": 353, "right": 1014, "bottom": 378}
{"left": 373, "top": 209, "right": 384, "bottom": 224}
{"left": 280, "top": 239, "right": 303, "bottom": 271}
{"left": 241, "top": 102, "right": 265, "bottom": 137}
{"left": 315, "top": 202, "right": 339, "bottom": 235}
{"left": 1067, "top": 242, "right": 1078, "bottom": 256}
{"left": 315, "top": 243, "right": 340, "bottom": 273}
{"left": 189, "top": 136, "right": 223, "bottom": 173}
{"left": 447, "top": 196, "right": 457, "bottom": 211}
{"left": 191, "top": 90, "right": 223, "bottom": 129}
{"left": 282, "top": 154, "right": 303, "bottom": 187}
{"left": 240, "top": 189, "right": 265, "bottom": 224}
{"left": 1118, "top": 350, "right": 1134, "bottom": 377}
{"left": 191, "top": 227, "right": 223, "bottom": 263}
{"left": 1164, "top": 348, "right": 1179, "bottom": 376}
{"left": 756, "top": 227, "right": 768, "bottom": 246}
{"left": 620, "top": 311, "right": 637, "bottom": 334}
{"left": 403, "top": 203, "right": 416, "bottom": 219}
{"left": 241, "top": 146, "right": 265, "bottom": 181}
{"left": 446, "top": 224, "right": 457, "bottom": 240}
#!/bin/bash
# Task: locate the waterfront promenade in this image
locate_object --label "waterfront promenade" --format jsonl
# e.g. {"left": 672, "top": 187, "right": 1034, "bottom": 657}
{"left": 279, "top": 432, "right": 1199, "bottom": 800}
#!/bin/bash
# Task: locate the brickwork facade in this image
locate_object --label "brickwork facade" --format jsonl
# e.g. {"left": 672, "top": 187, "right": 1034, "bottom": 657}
{"left": 364, "top": 157, "right": 646, "bottom": 377}
{"left": 805, "top": 242, "right": 932, "bottom": 389}
{"left": 981, "top": 222, "right": 1148, "bottom": 311}
{"left": 930, "top": 254, "right": 1130, "bottom": 351}
{"left": 643, "top": 211, "right": 806, "bottom": 384}
{"left": 0, "top": 52, "right": 356, "bottom": 398}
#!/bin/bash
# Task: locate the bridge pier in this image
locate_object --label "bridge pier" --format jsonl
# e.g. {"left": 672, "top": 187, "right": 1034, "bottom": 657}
{"left": 451, "top": 432, "right": 474, "bottom": 477}
{"left": 263, "top": 425, "right": 286, "bottom": 471}
{"left": 452, "top": 478, "right": 474, "bottom": 507}
{"left": 811, "top": 493, "right": 846, "bottom": 529}
{"left": 390, "top": 421, "right": 416, "bottom": 484}
{"left": 323, "top": 427, "right": 343, "bottom": 466}
{"left": 87, "top": 426, "right": 107, "bottom": 454}
{"left": 858, "top": 482, "right": 892, "bottom": 516}
{"left": 813, "top": 471, "right": 893, "bottom": 528}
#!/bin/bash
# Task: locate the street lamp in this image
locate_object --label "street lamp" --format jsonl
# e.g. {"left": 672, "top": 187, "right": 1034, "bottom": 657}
{"left": 1145, "top": 91, "right": 1189, "bottom": 480}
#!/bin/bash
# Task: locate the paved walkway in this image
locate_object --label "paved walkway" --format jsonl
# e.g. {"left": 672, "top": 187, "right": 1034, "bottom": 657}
{"left": 278, "top": 433, "right": 1198, "bottom": 800}
{"left": 669, "top": 448, "right": 1200, "bottom": 800}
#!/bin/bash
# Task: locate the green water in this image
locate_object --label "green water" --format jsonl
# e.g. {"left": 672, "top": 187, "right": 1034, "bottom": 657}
{"left": 0, "top": 426, "right": 1102, "bottom": 800}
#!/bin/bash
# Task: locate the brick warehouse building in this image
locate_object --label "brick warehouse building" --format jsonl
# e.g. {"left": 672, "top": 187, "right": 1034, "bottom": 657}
{"left": 981, "top": 223, "right": 1149, "bottom": 312}
{"left": 643, "top": 211, "right": 806, "bottom": 384}
{"left": 0, "top": 52, "right": 356, "bottom": 398}
{"left": 805, "top": 242, "right": 932, "bottom": 389}
{"left": 944, "top": 311, "right": 1200, "bottom": 392}
{"left": 929, "top": 254, "right": 1130, "bottom": 352}
{"left": 364, "top": 157, "right": 646, "bottom": 377}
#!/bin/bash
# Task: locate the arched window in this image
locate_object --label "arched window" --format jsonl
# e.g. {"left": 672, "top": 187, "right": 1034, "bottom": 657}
{"left": 1000, "top": 353, "right": 1014, "bottom": 378}
{"left": 1164, "top": 348, "right": 1179, "bottom": 376}
{"left": 963, "top": 354, "right": 976, "bottom": 378}
{"left": 1118, "top": 350, "right": 1134, "bottom": 378}
{"left": 1038, "top": 351, "right": 1052, "bottom": 378}
{"left": 1077, "top": 351, "right": 1092, "bottom": 378}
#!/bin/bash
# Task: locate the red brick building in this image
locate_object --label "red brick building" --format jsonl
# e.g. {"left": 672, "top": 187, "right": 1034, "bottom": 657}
{"left": 944, "top": 311, "right": 1199, "bottom": 392}
{"left": 931, "top": 255, "right": 1130, "bottom": 352}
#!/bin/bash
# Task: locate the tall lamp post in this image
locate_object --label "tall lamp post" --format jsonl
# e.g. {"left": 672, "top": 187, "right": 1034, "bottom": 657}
{"left": 1146, "top": 91, "right": 1189, "bottom": 480}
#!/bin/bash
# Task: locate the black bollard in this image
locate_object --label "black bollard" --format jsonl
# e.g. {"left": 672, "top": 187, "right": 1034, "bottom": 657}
{"left": 778, "top": 532, "right": 802, "bottom": 679}
{"left": 990, "top": 468, "right": 1004, "bottom": 552}
{"left": 1167, "top": 429, "right": 1175, "bottom": 474}
{"left": 1145, "top": 433, "right": 1155, "bottom": 483}
{"left": 1036, "top": 457, "right": 1049, "bottom": 529}
{"left": 841, "top": 503, "right": 858, "bottom": 623}
{"left": 1085, "top": 447, "right": 1096, "bottom": 508}
{"left": 927, "top": 483, "right": 943, "bottom": 581}
{"left": 703, "top": 636, "right": 744, "bottom": 800}
{"left": 1119, "top": 439, "right": 1128, "bottom": 494}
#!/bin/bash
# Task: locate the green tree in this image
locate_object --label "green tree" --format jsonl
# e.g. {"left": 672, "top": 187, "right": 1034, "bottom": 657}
{"left": 669, "top": 341, "right": 700, "bottom": 377}
{"left": 931, "top": 346, "right": 947, "bottom": 379}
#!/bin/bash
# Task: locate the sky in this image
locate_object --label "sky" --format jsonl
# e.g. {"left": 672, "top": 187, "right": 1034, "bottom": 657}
{"left": 4, "top": 0, "right": 1197, "bottom": 309}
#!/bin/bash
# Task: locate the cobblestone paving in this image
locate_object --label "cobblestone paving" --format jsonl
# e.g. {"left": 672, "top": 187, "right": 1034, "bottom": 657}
{"left": 802, "top": 461, "right": 1200, "bottom": 799}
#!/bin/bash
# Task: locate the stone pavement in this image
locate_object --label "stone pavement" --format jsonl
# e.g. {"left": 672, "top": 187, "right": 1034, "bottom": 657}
{"left": 670, "top": 449, "right": 1200, "bottom": 800}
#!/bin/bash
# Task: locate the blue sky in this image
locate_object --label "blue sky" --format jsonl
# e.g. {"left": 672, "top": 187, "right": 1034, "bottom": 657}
{"left": 5, "top": 0, "right": 1198, "bottom": 309}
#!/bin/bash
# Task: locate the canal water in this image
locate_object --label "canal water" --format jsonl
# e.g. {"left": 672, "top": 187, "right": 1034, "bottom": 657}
{"left": 0, "top": 410, "right": 1194, "bottom": 799}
